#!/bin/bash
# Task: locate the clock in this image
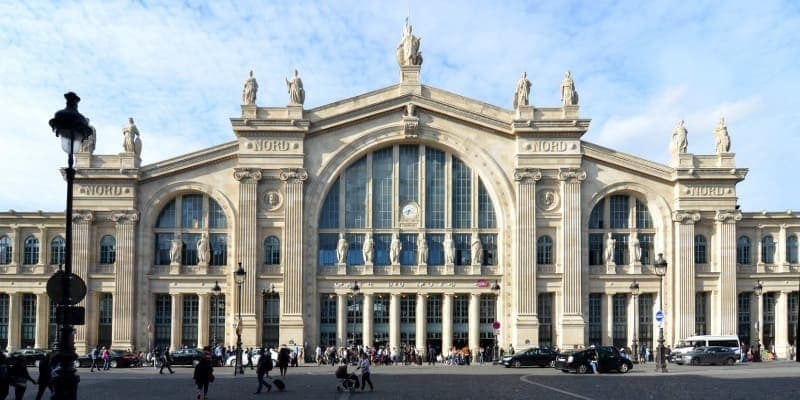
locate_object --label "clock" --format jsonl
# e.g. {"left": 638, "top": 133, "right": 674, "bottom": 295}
{"left": 401, "top": 203, "right": 419, "bottom": 219}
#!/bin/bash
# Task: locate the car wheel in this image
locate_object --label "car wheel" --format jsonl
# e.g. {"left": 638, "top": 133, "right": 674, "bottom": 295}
{"left": 549, "top": 360, "right": 556, "bottom": 368}
{"left": 726, "top": 358, "right": 736, "bottom": 366}
{"left": 34, "top": 360, "right": 40, "bottom": 368}
{"left": 577, "top": 364, "right": 588, "bottom": 374}
{"left": 110, "top": 360, "right": 118, "bottom": 368}
{"left": 514, "top": 360, "right": 521, "bottom": 368}
{"left": 619, "top": 363, "right": 630, "bottom": 373}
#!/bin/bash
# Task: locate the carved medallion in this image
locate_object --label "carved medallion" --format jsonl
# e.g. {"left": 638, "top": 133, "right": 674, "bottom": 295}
{"left": 263, "top": 190, "right": 283, "bottom": 211}
{"left": 537, "top": 189, "right": 559, "bottom": 211}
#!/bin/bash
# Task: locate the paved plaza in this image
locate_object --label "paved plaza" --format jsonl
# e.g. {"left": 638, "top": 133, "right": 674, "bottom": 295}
{"left": 22, "top": 361, "right": 799, "bottom": 400}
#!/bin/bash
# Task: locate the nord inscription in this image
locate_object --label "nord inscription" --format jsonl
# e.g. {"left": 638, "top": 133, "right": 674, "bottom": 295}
{"left": 81, "top": 185, "right": 127, "bottom": 196}
{"left": 685, "top": 186, "right": 731, "bottom": 196}
{"left": 249, "top": 140, "right": 291, "bottom": 152}
{"left": 529, "top": 141, "right": 569, "bottom": 152}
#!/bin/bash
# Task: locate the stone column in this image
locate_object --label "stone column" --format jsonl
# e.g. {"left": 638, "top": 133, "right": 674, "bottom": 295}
{"left": 672, "top": 211, "right": 701, "bottom": 342}
{"left": 362, "top": 294, "right": 374, "bottom": 348}
{"left": 775, "top": 291, "right": 788, "bottom": 358}
{"left": 558, "top": 168, "right": 587, "bottom": 347}
{"left": 468, "top": 293, "right": 480, "bottom": 354}
{"left": 233, "top": 168, "right": 262, "bottom": 346}
{"left": 779, "top": 225, "right": 787, "bottom": 270}
{"left": 416, "top": 293, "right": 427, "bottom": 356}
{"left": 279, "top": 168, "right": 308, "bottom": 345}
{"left": 198, "top": 293, "right": 210, "bottom": 348}
{"left": 111, "top": 210, "right": 138, "bottom": 349}
{"left": 389, "top": 293, "right": 401, "bottom": 351}
{"left": 603, "top": 293, "right": 613, "bottom": 346}
{"left": 442, "top": 293, "right": 453, "bottom": 353}
{"left": 36, "top": 225, "right": 47, "bottom": 273}
{"left": 8, "top": 225, "right": 19, "bottom": 270}
{"left": 72, "top": 211, "right": 93, "bottom": 353}
{"left": 757, "top": 292, "right": 764, "bottom": 353}
{"left": 7, "top": 293, "right": 20, "bottom": 351}
{"left": 170, "top": 293, "right": 182, "bottom": 350}
{"left": 512, "top": 168, "right": 541, "bottom": 346}
{"left": 715, "top": 210, "right": 741, "bottom": 335}
{"left": 35, "top": 292, "right": 48, "bottom": 349}
{"left": 336, "top": 294, "right": 347, "bottom": 347}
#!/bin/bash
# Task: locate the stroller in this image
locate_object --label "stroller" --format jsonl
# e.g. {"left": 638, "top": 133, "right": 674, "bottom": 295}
{"left": 335, "top": 365, "right": 359, "bottom": 393}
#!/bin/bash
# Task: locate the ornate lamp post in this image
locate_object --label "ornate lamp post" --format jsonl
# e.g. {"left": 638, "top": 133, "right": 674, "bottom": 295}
{"left": 49, "top": 92, "right": 93, "bottom": 400}
{"left": 491, "top": 280, "right": 501, "bottom": 362}
{"left": 350, "top": 281, "right": 360, "bottom": 356}
{"left": 653, "top": 254, "right": 668, "bottom": 373}
{"left": 796, "top": 278, "right": 800, "bottom": 362}
{"left": 211, "top": 281, "right": 222, "bottom": 349}
{"left": 630, "top": 280, "right": 640, "bottom": 363}
{"left": 753, "top": 280, "right": 763, "bottom": 362}
{"left": 234, "top": 263, "right": 246, "bottom": 375}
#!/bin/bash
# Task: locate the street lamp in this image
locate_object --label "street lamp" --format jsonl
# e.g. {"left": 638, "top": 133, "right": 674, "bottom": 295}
{"left": 653, "top": 254, "right": 668, "bottom": 373}
{"left": 234, "top": 263, "right": 246, "bottom": 375}
{"left": 630, "top": 280, "right": 640, "bottom": 363}
{"left": 753, "top": 280, "right": 763, "bottom": 362}
{"left": 796, "top": 277, "right": 800, "bottom": 362}
{"left": 350, "top": 281, "right": 360, "bottom": 358}
{"left": 491, "top": 280, "right": 500, "bottom": 362}
{"left": 49, "top": 92, "right": 93, "bottom": 400}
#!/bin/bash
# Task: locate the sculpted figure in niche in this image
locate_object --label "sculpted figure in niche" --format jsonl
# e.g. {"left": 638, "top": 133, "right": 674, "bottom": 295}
{"left": 285, "top": 69, "right": 305, "bottom": 105}
{"left": 444, "top": 233, "right": 455, "bottom": 264}
{"left": 605, "top": 232, "right": 616, "bottom": 264}
{"left": 122, "top": 117, "right": 139, "bottom": 153}
{"left": 362, "top": 233, "right": 374, "bottom": 264}
{"left": 197, "top": 234, "right": 210, "bottom": 265}
{"left": 714, "top": 117, "right": 731, "bottom": 154}
{"left": 170, "top": 237, "right": 183, "bottom": 265}
{"left": 242, "top": 70, "right": 258, "bottom": 105}
{"left": 513, "top": 72, "right": 532, "bottom": 109}
{"left": 670, "top": 120, "right": 688, "bottom": 156}
{"left": 471, "top": 235, "right": 483, "bottom": 265}
{"left": 336, "top": 233, "right": 348, "bottom": 264}
{"left": 266, "top": 191, "right": 280, "bottom": 209}
{"left": 80, "top": 122, "right": 96, "bottom": 153}
{"left": 629, "top": 234, "right": 641, "bottom": 263}
{"left": 560, "top": 70, "right": 579, "bottom": 106}
{"left": 390, "top": 232, "right": 402, "bottom": 264}
{"left": 417, "top": 233, "right": 428, "bottom": 265}
{"left": 396, "top": 18, "right": 423, "bottom": 66}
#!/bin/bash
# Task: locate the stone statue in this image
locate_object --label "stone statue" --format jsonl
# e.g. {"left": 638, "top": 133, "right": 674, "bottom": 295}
{"left": 670, "top": 120, "right": 688, "bottom": 156}
{"left": 605, "top": 232, "right": 615, "bottom": 264}
{"left": 714, "top": 117, "right": 731, "bottom": 154}
{"left": 285, "top": 69, "right": 305, "bottom": 105}
{"left": 170, "top": 237, "right": 182, "bottom": 265}
{"left": 471, "top": 234, "right": 483, "bottom": 265}
{"left": 197, "top": 234, "right": 210, "bottom": 265}
{"left": 122, "top": 117, "right": 139, "bottom": 153}
{"left": 444, "top": 233, "right": 455, "bottom": 264}
{"left": 396, "top": 18, "right": 423, "bottom": 66}
{"left": 336, "top": 233, "right": 348, "bottom": 264}
{"left": 417, "top": 233, "right": 428, "bottom": 265}
{"left": 513, "top": 72, "right": 532, "bottom": 109}
{"left": 560, "top": 70, "right": 579, "bottom": 106}
{"left": 242, "top": 70, "right": 258, "bottom": 105}
{"left": 80, "top": 122, "right": 96, "bottom": 153}
{"left": 630, "top": 234, "right": 641, "bottom": 263}
{"left": 390, "top": 232, "right": 402, "bottom": 264}
{"left": 362, "top": 233, "right": 374, "bottom": 264}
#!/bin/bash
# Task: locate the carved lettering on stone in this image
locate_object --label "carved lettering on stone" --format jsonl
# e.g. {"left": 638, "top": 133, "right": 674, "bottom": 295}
{"left": 79, "top": 185, "right": 131, "bottom": 196}
{"left": 247, "top": 140, "right": 292, "bottom": 152}
{"left": 683, "top": 186, "right": 733, "bottom": 197}
{"left": 529, "top": 141, "right": 570, "bottom": 153}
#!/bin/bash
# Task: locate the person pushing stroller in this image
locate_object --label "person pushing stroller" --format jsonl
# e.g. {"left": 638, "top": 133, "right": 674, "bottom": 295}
{"left": 335, "top": 364, "right": 359, "bottom": 392}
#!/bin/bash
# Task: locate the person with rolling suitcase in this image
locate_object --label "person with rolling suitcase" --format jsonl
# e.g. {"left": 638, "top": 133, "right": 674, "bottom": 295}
{"left": 193, "top": 349, "right": 214, "bottom": 400}
{"left": 253, "top": 348, "right": 272, "bottom": 394}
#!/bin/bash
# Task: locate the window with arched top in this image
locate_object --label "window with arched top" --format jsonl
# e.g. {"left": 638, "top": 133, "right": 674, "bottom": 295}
{"left": 787, "top": 235, "right": 798, "bottom": 264}
{"left": 50, "top": 236, "right": 65, "bottom": 265}
{"left": 694, "top": 235, "right": 707, "bottom": 264}
{"left": 537, "top": 236, "right": 553, "bottom": 265}
{"left": 736, "top": 236, "right": 751, "bottom": 265}
{"left": 761, "top": 235, "right": 776, "bottom": 264}
{"left": 99, "top": 235, "right": 116, "bottom": 264}
{"left": 153, "top": 193, "right": 228, "bottom": 266}
{"left": 264, "top": 236, "right": 281, "bottom": 265}
{"left": 587, "top": 194, "right": 655, "bottom": 266}
{"left": 0, "top": 236, "right": 11, "bottom": 265}
{"left": 23, "top": 236, "right": 38, "bottom": 265}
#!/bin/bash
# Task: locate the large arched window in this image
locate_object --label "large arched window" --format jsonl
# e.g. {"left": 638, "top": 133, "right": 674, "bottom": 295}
{"left": 99, "top": 235, "right": 116, "bottom": 264}
{"left": 0, "top": 236, "right": 11, "bottom": 265}
{"left": 50, "top": 237, "right": 65, "bottom": 265}
{"left": 317, "top": 145, "right": 499, "bottom": 269}
{"left": 23, "top": 236, "right": 38, "bottom": 265}
{"left": 153, "top": 193, "right": 228, "bottom": 266}
{"left": 264, "top": 236, "right": 280, "bottom": 265}
{"left": 787, "top": 235, "right": 799, "bottom": 264}
{"left": 736, "top": 236, "right": 751, "bottom": 265}
{"left": 537, "top": 236, "right": 553, "bottom": 265}
{"left": 587, "top": 195, "right": 654, "bottom": 266}
{"left": 762, "top": 235, "right": 776, "bottom": 264}
{"left": 694, "top": 235, "right": 707, "bottom": 264}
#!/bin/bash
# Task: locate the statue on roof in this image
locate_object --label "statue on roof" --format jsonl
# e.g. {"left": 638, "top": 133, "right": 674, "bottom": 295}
{"left": 396, "top": 18, "right": 423, "bottom": 67}
{"left": 122, "top": 117, "right": 139, "bottom": 153}
{"left": 561, "top": 70, "right": 579, "bottom": 106}
{"left": 513, "top": 72, "right": 532, "bottom": 109}
{"left": 714, "top": 117, "right": 731, "bottom": 154}
{"left": 242, "top": 70, "right": 258, "bottom": 105}
{"left": 285, "top": 69, "right": 305, "bottom": 105}
{"left": 670, "top": 120, "right": 688, "bottom": 157}
{"left": 80, "top": 120, "right": 96, "bottom": 154}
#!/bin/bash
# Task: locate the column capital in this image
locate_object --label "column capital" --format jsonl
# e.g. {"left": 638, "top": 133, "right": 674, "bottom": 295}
{"left": 233, "top": 168, "right": 263, "bottom": 182}
{"left": 110, "top": 210, "right": 139, "bottom": 224}
{"left": 672, "top": 210, "right": 701, "bottom": 224}
{"left": 557, "top": 168, "right": 586, "bottom": 183}
{"left": 714, "top": 209, "right": 742, "bottom": 224}
{"left": 513, "top": 168, "right": 542, "bottom": 183}
{"left": 279, "top": 168, "right": 308, "bottom": 182}
{"left": 72, "top": 211, "right": 94, "bottom": 224}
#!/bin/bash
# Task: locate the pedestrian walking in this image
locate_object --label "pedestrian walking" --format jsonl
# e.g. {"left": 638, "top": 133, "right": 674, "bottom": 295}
{"left": 589, "top": 350, "right": 599, "bottom": 375}
{"left": 193, "top": 349, "right": 214, "bottom": 400}
{"left": 357, "top": 353, "right": 373, "bottom": 392}
{"left": 8, "top": 356, "right": 36, "bottom": 400}
{"left": 34, "top": 354, "right": 52, "bottom": 400}
{"left": 277, "top": 347, "right": 290, "bottom": 378}
{"left": 253, "top": 348, "right": 273, "bottom": 394}
{"left": 90, "top": 345, "right": 100, "bottom": 372}
{"left": 160, "top": 348, "right": 174, "bottom": 374}
{"left": 246, "top": 347, "right": 254, "bottom": 370}
{"left": 0, "top": 353, "right": 10, "bottom": 400}
{"left": 101, "top": 346, "right": 111, "bottom": 370}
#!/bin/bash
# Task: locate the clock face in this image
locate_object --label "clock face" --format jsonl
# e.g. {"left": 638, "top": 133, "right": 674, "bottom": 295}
{"left": 402, "top": 203, "right": 418, "bottom": 218}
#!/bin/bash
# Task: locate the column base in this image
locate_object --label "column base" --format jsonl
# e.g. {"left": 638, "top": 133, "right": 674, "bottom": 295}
{"left": 112, "top": 340, "right": 135, "bottom": 351}
{"left": 279, "top": 315, "right": 305, "bottom": 348}
{"left": 560, "top": 314, "right": 586, "bottom": 349}
{"left": 515, "top": 316, "right": 540, "bottom": 348}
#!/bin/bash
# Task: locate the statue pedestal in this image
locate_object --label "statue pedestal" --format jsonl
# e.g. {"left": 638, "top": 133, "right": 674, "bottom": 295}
{"left": 515, "top": 105, "right": 533, "bottom": 121}
{"left": 631, "top": 262, "right": 642, "bottom": 274}
{"left": 443, "top": 262, "right": 454, "bottom": 275}
{"left": 169, "top": 263, "right": 180, "bottom": 275}
{"left": 198, "top": 262, "right": 209, "bottom": 275}
{"left": 33, "top": 264, "right": 45, "bottom": 274}
{"left": 562, "top": 104, "right": 579, "bottom": 119}
{"left": 415, "top": 263, "right": 427, "bottom": 275}
{"left": 605, "top": 262, "right": 616, "bottom": 274}
{"left": 389, "top": 263, "right": 400, "bottom": 275}
{"left": 399, "top": 66, "right": 422, "bottom": 95}
{"left": 364, "top": 262, "right": 374, "bottom": 275}
{"left": 6, "top": 263, "right": 18, "bottom": 274}
{"left": 469, "top": 263, "right": 481, "bottom": 275}
{"left": 337, "top": 263, "right": 347, "bottom": 275}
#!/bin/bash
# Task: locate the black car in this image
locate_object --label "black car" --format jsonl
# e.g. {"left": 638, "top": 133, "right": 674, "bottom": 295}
{"left": 673, "top": 346, "right": 738, "bottom": 366}
{"left": 75, "top": 349, "right": 139, "bottom": 368}
{"left": 554, "top": 346, "right": 633, "bottom": 374}
{"left": 499, "top": 347, "right": 557, "bottom": 368}
{"left": 169, "top": 348, "right": 205, "bottom": 366}
{"left": 9, "top": 348, "right": 49, "bottom": 367}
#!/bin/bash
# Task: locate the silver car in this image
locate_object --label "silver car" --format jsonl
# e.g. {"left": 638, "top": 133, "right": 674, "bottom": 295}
{"left": 674, "top": 346, "right": 737, "bottom": 366}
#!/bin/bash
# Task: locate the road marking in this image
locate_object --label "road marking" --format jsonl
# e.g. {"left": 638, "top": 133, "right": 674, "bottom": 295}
{"left": 520, "top": 375, "right": 595, "bottom": 400}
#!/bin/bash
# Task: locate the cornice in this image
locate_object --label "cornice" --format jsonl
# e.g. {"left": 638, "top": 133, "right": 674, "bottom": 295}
{"left": 582, "top": 141, "right": 672, "bottom": 182}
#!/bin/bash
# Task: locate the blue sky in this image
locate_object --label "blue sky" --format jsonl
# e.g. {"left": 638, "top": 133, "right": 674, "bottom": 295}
{"left": 1, "top": 0, "right": 798, "bottom": 212}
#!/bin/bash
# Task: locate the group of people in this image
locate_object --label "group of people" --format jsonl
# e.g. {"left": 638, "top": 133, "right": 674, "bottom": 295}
{"left": 0, "top": 352, "right": 50, "bottom": 400}
{"left": 88, "top": 346, "right": 113, "bottom": 372}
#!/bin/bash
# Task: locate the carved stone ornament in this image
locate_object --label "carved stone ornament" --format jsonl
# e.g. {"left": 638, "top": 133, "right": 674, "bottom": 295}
{"left": 672, "top": 210, "right": 702, "bottom": 224}
{"left": 513, "top": 168, "right": 542, "bottom": 183}
{"left": 264, "top": 190, "right": 283, "bottom": 211}
{"left": 557, "top": 168, "right": 587, "bottom": 182}
{"left": 403, "top": 103, "right": 419, "bottom": 137}
{"left": 72, "top": 211, "right": 94, "bottom": 224}
{"left": 715, "top": 209, "right": 742, "bottom": 223}
{"left": 279, "top": 168, "right": 308, "bottom": 182}
{"left": 110, "top": 210, "right": 140, "bottom": 223}
{"left": 233, "top": 168, "right": 263, "bottom": 182}
{"left": 536, "top": 189, "right": 559, "bottom": 211}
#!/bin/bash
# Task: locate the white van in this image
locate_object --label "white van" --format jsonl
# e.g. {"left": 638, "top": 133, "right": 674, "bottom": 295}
{"left": 671, "top": 335, "right": 741, "bottom": 361}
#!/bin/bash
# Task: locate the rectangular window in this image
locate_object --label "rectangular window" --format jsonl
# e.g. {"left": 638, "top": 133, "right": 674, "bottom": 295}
{"left": 425, "top": 148, "right": 445, "bottom": 229}
{"left": 478, "top": 180, "right": 496, "bottom": 229}
{"left": 318, "top": 233, "right": 339, "bottom": 266}
{"left": 345, "top": 158, "right": 368, "bottom": 228}
{"left": 480, "top": 234, "right": 497, "bottom": 266}
{"left": 788, "top": 292, "right": 798, "bottom": 347}
{"left": 182, "top": 233, "right": 200, "bottom": 266}
{"left": 209, "top": 200, "right": 227, "bottom": 229}
{"left": 479, "top": 295, "right": 496, "bottom": 340}
{"left": 426, "top": 234, "right": 444, "bottom": 266}
{"left": 209, "top": 294, "right": 225, "bottom": 346}
{"left": 0, "top": 294, "right": 8, "bottom": 350}
{"left": 48, "top": 298, "right": 58, "bottom": 349}
{"left": 588, "top": 233, "right": 604, "bottom": 265}
{"left": 589, "top": 294, "right": 602, "bottom": 346}
{"left": 400, "top": 296, "right": 416, "bottom": 324}
{"left": 373, "top": 234, "right": 391, "bottom": 266}
{"left": 453, "top": 296, "right": 469, "bottom": 345}
{"left": 373, "top": 296, "right": 389, "bottom": 346}
{"left": 372, "top": 148, "right": 394, "bottom": 229}
{"left": 154, "top": 294, "right": 172, "bottom": 349}
{"left": 346, "top": 233, "right": 365, "bottom": 266}
{"left": 737, "top": 293, "right": 751, "bottom": 346}
{"left": 262, "top": 294, "right": 280, "bottom": 348}
{"left": 636, "top": 199, "right": 652, "bottom": 229}
{"left": 639, "top": 233, "right": 654, "bottom": 265}
{"left": 612, "top": 294, "right": 628, "bottom": 349}
{"left": 319, "top": 179, "right": 340, "bottom": 229}
{"left": 695, "top": 292, "right": 708, "bottom": 335}
{"left": 210, "top": 233, "right": 227, "bottom": 266}
{"left": 51, "top": 240, "right": 65, "bottom": 265}
{"left": 610, "top": 195, "right": 629, "bottom": 229}
{"left": 538, "top": 293, "right": 554, "bottom": 348}
{"left": 426, "top": 294, "right": 442, "bottom": 341}
{"left": 763, "top": 292, "right": 776, "bottom": 348}
{"left": 156, "top": 200, "right": 176, "bottom": 228}
{"left": 453, "top": 233, "right": 471, "bottom": 266}
{"left": 182, "top": 295, "right": 199, "bottom": 348}
{"left": 21, "top": 294, "right": 36, "bottom": 348}
{"left": 347, "top": 296, "right": 363, "bottom": 345}
{"left": 400, "top": 234, "right": 417, "bottom": 266}
{"left": 451, "top": 158, "right": 472, "bottom": 229}
{"left": 399, "top": 145, "right": 419, "bottom": 206}
{"left": 639, "top": 294, "right": 654, "bottom": 348}
{"left": 154, "top": 233, "right": 173, "bottom": 265}
{"left": 589, "top": 199, "right": 604, "bottom": 229}
{"left": 181, "top": 194, "right": 203, "bottom": 229}
{"left": 319, "top": 295, "right": 337, "bottom": 347}
{"left": 98, "top": 293, "right": 113, "bottom": 347}
{"left": 612, "top": 233, "right": 629, "bottom": 265}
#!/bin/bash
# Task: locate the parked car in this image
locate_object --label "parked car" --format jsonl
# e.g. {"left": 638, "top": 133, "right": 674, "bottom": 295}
{"left": 673, "top": 346, "right": 737, "bottom": 366}
{"left": 554, "top": 346, "right": 633, "bottom": 374}
{"left": 225, "top": 348, "right": 262, "bottom": 367}
{"left": 9, "top": 348, "right": 50, "bottom": 367}
{"left": 75, "top": 349, "right": 139, "bottom": 368}
{"left": 499, "top": 347, "right": 557, "bottom": 368}
{"left": 170, "top": 348, "right": 205, "bottom": 366}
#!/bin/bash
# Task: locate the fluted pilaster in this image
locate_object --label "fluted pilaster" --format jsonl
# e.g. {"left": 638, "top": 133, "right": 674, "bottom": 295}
{"left": 442, "top": 293, "right": 453, "bottom": 353}
{"left": 35, "top": 292, "right": 48, "bottom": 349}
{"left": 468, "top": 293, "right": 480, "bottom": 353}
{"left": 513, "top": 168, "right": 541, "bottom": 346}
{"left": 362, "top": 294, "right": 374, "bottom": 348}
{"left": 72, "top": 211, "right": 93, "bottom": 352}
{"left": 416, "top": 293, "right": 427, "bottom": 354}
{"left": 234, "top": 169, "right": 262, "bottom": 317}
{"left": 673, "top": 210, "right": 701, "bottom": 341}
{"left": 715, "top": 210, "right": 741, "bottom": 334}
{"left": 111, "top": 210, "right": 138, "bottom": 349}
{"left": 389, "top": 293, "right": 401, "bottom": 351}
{"left": 558, "top": 168, "right": 586, "bottom": 347}
{"left": 280, "top": 168, "right": 307, "bottom": 317}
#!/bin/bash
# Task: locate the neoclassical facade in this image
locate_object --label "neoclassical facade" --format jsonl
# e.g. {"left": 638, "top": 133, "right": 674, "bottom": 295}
{"left": 1, "top": 26, "right": 799, "bottom": 358}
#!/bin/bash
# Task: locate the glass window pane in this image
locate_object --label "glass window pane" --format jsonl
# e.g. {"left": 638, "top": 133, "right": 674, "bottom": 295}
{"left": 589, "top": 294, "right": 602, "bottom": 346}
{"left": 589, "top": 233, "right": 603, "bottom": 265}
{"left": 154, "top": 233, "right": 173, "bottom": 265}
{"left": 636, "top": 199, "right": 652, "bottom": 229}
{"left": 181, "top": 195, "right": 204, "bottom": 229}
{"left": 453, "top": 233, "right": 471, "bottom": 266}
{"left": 737, "top": 293, "right": 751, "bottom": 346}
{"left": 737, "top": 236, "right": 751, "bottom": 265}
{"left": 23, "top": 236, "right": 39, "bottom": 265}
{"left": 589, "top": 199, "right": 604, "bottom": 229}
{"left": 51, "top": 237, "right": 65, "bottom": 265}
{"left": 319, "top": 178, "right": 340, "bottom": 229}
{"left": 372, "top": 147, "right": 394, "bottom": 228}
{"left": 156, "top": 199, "right": 176, "bottom": 228}
{"left": 0, "top": 236, "right": 11, "bottom": 265}
{"left": 638, "top": 233, "right": 654, "bottom": 265}
{"left": 537, "top": 236, "right": 553, "bottom": 265}
{"left": 451, "top": 158, "right": 472, "bottom": 229}
{"left": 478, "top": 180, "right": 496, "bottom": 229}
{"left": 209, "top": 199, "right": 227, "bottom": 229}
{"left": 425, "top": 148, "right": 445, "bottom": 228}
{"left": 345, "top": 157, "right": 367, "bottom": 228}
{"left": 182, "top": 233, "right": 200, "bottom": 265}
{"left": 612, "top": 294, "right": 628, "bottom": 349}
{"left": 612, "top": 233, "right": 629, "bottom": 265}
{"left": 21, "top": 294, "right": 36, "bottom": 348}
{"left": 399, "top": 145, "right": 419, "bottom": 206}
{"left": 400, "top": 234, "right": 417, "bottom": 265}
{"left": 264, "top": 236, "right": 280, "bottom": 265}
{"left": 694, "top": 235, "right": 707, "bottom": 264}
{"left": 426, "top": 234, "right": 444, "bottom": 266}
{"left": 318, "top": 233, "right": 338, "bottom": 266}
{"left": 538, "top": 293, "right": 554, "bottom": 348}
{"left": 210, "top": 233, "right": 227, "bottom": 266}
{"left": 787, "top": 235, "right": 798, "bottom": 264}
{"left": 609, "top": 195, "right": 629, "bottom": 229}
{"left": 0, "top": 294, "right": 7, "bottom": 349}
{"left": 100, "top": 235, "right": 116, "bottom": 264}
{"left": 347, "top": 233, "right": 364, "bottom": 265}
{"left": 762, "top": 236, "right": 775, "bottom": 264}
{"left": 480, "top": 234, "right": 497, "bottom": 266}
{"left": 373, "top": 234, "right": 391, "bottom": 266}
{"left": 182, "top": 295, "right": 199, "bottom": 348}
{"left": 154, "top": 294, "right": 172, "bottom": 349}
